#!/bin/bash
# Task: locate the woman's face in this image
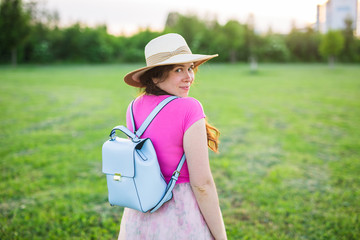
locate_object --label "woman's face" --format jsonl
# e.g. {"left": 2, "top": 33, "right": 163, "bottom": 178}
{"left": 153, "top": 63, "right": 195, "bottom": 98}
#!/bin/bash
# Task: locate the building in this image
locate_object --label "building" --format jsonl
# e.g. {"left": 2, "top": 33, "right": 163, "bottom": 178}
{"left": 316, "top": 0, "right": 359, "bottom": 35}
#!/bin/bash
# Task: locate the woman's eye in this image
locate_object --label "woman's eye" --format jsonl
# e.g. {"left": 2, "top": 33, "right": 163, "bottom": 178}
{"left": 175, "top": 68, "right": 182, "bottom": 72}
{"left": 188, "top": 67, "right": 194, "bottom": 72}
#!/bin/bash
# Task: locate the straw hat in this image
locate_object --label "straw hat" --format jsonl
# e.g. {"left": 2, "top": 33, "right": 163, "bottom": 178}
{"left": 124, "top": 33, "right": 218, "bottom": 87}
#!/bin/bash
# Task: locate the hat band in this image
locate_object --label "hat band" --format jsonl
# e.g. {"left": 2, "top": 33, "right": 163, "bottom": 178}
{"left": 146, "top": 46, "right": 192, "bottom": 66}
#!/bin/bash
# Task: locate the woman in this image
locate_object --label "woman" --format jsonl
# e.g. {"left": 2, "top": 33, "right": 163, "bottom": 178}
{"left": 119, "top": 33, "right": 227, "bottom": 240}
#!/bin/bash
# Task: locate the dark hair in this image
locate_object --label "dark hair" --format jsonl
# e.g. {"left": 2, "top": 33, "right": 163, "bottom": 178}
{"left": 138, "top": 64, "right": 220, "bottom": 152}
{"left": 139, "top": 65, "right": 174, "bottom": 95}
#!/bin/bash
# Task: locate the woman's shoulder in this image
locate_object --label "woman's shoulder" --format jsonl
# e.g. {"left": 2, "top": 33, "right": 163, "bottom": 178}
{"left": 173, "top": 97, "right": 205, "bottom": 116}
{"left": 175, "top": 96, "right": 202, "bottom": 105}
{"left": 133, "top": 94, "right": 204, "bottom": 113}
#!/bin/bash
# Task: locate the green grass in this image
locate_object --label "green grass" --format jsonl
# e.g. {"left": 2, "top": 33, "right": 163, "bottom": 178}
{"left": 1, "top": 63, "right": 359, "bottom": 239}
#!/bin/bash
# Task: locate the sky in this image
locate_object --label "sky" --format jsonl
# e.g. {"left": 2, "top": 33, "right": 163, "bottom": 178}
{"left": 38, "top": 0, "right": 330, "bottom": 36}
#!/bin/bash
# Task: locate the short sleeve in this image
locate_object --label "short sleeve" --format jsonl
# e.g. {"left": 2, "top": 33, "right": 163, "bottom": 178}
{"left": 182, "top": 97, "right": 206, "bottom": 132}
{"left": 125, "top": 102, "right": 134, "bottom": 132}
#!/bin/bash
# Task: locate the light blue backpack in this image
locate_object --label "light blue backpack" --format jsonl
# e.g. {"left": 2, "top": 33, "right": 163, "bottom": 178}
{"left": 102, "top": 96, "right": 186, "bottom": 213}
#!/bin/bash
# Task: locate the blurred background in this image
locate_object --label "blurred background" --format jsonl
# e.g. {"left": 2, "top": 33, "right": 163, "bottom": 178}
{"left": 1, "top": 1, "right": 360, "bottom": 239}
{"left": 0, "top": 0, "right": 359, "bottom": 66}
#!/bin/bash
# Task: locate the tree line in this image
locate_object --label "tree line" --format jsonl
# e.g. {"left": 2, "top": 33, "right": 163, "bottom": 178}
{"left": 1, "top": 0, "right": 359, "bottom": 65}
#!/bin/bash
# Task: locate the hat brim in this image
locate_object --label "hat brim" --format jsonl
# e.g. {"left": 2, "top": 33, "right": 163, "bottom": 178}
{"left": 124, "top": 53, "right": 218, "bottom": 88}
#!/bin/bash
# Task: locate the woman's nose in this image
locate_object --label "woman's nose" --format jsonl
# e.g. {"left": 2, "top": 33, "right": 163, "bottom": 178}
{"left": 183, "top": 71, "right": 193, "bottom": 82}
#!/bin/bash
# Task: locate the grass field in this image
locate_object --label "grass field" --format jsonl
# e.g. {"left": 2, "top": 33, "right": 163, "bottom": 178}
{"left": 1, "top": 63, "right": 359, "bottom": 239}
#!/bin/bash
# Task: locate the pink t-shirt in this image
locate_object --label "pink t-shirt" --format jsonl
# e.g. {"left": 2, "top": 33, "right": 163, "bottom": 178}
{"left": 126, "top": 94, "right": 206, "bottom": 183}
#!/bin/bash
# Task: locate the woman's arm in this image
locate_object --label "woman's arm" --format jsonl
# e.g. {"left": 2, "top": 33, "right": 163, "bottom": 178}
{"left": 184, "top": 118, "right": 227, "bottom": 240}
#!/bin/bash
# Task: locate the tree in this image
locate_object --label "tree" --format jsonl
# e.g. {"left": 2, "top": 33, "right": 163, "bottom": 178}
{"left": 164, "top": 13, "right": 208, "bottom": 52}
{"left": 122, "top": 29, "right": 161, "bottom": 62}
{"left": 286, "top": 26, "right": 321, "bottom": 62}
{"left": 340, "top": 17, "right": 357, "bottom": 62}
{"left": 164, "top": 12, "right": 223, "bottom": 61}
{"left": 0, "top": 0, "right": 30, "bottom": 66}
{"left": 222, "top": 20, "right": 246, "bottom": 62}
{"left": 245, "top": 14, "right": 260, "bottom": 71}
{"left": 319, "top": 30, "right": 345, "bottom": 67}
{"left": 260, "top": 34, "right": 290, "bottom": 62}
{"left": 165, "top": 12, "right": 180, "bottom": 29}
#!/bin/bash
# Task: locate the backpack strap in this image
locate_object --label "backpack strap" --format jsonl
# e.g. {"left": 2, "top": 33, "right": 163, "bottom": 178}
{"left": 132, "top": 96, "right": 178, "bottom": 138}
{"left": 130, "top": 100, "right": 136, "bottom": 133}
{"left": 150, "top": 153, "right": 186, "bottom": 213}
{"left": 130, "top": 95, "right": 187, "bottom": 213}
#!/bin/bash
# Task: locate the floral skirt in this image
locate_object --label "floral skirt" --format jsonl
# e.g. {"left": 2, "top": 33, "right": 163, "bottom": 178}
{"left": 118, "top": 183, "right": 214, "bottom": 240}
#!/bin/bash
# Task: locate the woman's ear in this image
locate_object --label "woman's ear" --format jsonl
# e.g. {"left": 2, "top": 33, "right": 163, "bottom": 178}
{"left": 152, "top": 77, "right": 159, "bottom": 85}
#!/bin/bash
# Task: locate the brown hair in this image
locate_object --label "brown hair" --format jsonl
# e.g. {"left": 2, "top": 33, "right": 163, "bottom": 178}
{"left": 139, "top": 65, "right": 220, "bottom": 153}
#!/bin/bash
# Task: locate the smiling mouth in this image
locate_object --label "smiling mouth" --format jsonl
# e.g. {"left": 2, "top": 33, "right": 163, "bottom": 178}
{"left": 180, "top": 86, "right": 190, "bottom": 90}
